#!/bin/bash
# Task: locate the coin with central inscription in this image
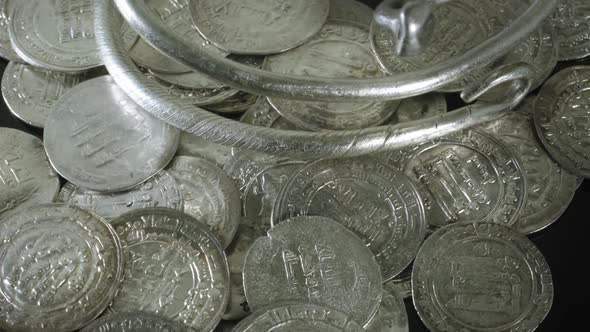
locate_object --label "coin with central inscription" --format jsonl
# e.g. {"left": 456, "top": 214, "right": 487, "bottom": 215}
{"left": 243, "top": 216, "right": 382, "bottom": 327}
{"left": 81, "top": 312, "right": 190, "bottom": 332}
{"left": 108, "top": 208, "right": 229, "bottom": 332}
{"left": 0, "top": 0, "right": 20, "bottom": 61}
{"left": 44, "top": 76, "right": 180, "bottom": 193}
{"left": 551, "top": 0, "right": 590, "bottom": 61}
{"left": 0, "top": 205, "right": 124, "bottom": 332}
{"left": 412, "top": 222, "right": 554, "bottom": 332}
{"left": 366, "top": 290, "right": 409, "bottom": 332}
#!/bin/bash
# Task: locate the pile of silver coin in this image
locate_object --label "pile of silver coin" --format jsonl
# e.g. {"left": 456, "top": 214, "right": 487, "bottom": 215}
{"left": 0, "top": 0, "right": 588, "bottom": 331}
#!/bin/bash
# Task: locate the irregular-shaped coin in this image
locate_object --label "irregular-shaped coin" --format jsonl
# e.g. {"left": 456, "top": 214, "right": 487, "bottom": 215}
{"left": 412, "top": 222, "right": 553, "bottom": 332}
{"left": 366, "top": 290, "right": 409, "bottom": 332}
{"left": 177, "top": 131, "right": 233, "bottom": 167}
{"left": 108, "top": 208, "right": 229, "bottom": 332}
{"left": 44, "top": 76, "right": 179, "bottom": 192}
{"left": 329, "top": 0, "right": 374, "bottom": 25}
{"left": 0, "top": 0, "right": 20, "bottom": 61}
{"left": 81, "top": 312, "right": 189, "bottom": 332}
{"left": 551, "top": 0, "right": 590, "bottom": 61}
{"left": 385, "top": 93, "right": 447, "bottom": 124}
{"left": 0, "top": 205, "right": 124, "bottom": 332}
{"left": 240, "top": 97, "right": 302, "bottom": 130}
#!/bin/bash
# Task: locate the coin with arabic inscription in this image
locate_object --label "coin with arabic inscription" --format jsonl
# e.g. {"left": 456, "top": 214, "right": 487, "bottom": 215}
{"left": 551, "top": 0, "right": 590, "bottom": 61}
{"left": 108, "top": 208, "right": 229, "bottom": 332}
{"left": 240, "top": 97, "right": 302, "bottom": 130}
{"left": 329, "top": 0, "right": 374, "bottom": 25}
{"left": 412, "top": 222, "right": 554, "bottom": 332}
{"left": 0, "top": 0, "right": 20, "bottom": 61}
{"left": 177, "top": 131, "right": 233, "bottom": 167}
{"left": 385, "top": 93, "right": 447, "bottom": 125}
{"left": 81, "top": 312, "right": 189, "bottom": 332}
{"left": 243, "top": 216, "right": 382, "bottom": 326}
{"left": 0, "top": 205, "right": 124, "bottom": 332}
{"left": 366, "top": 290, "right": 409, "bottom": 332}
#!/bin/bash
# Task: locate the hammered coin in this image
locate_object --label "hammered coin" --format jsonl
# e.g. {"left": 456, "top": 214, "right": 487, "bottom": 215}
{"left": 232, "top": 302, "right": 366, "bottom": 332}
{"left": 177, "top": 131, "right": 233, "bottom": 167}
{"left": 0, "top": 128, "right": 60, "bottom": 220}
{"left": 266, "top": 20, "right": 397, "bottom": 131}
{"left": 0, "top": 0, "right": 20, "bottom": 61}
{"left": 0, "top": 205, "right": 124, "bottom": 332}
{"left": 412, "top": 222, "right": 554, "bottom": 332}
{"left": 551, "top": 0, "right": 590, "bottom": 61}
{"left": 108, "top": 208, "right": 229, "bottom": 332}
{"left": 381, "top": 130, "right": 526, "bottom": 229}
{"left": 366, "top": 290, "right": 409, "bottom": 332}
{"left": 272, "top": 157, "right": 426, "bottom": 281}
{"left": 167, "top": 156, "right": 241, "bottom": 247}
{"left": 385, "top": 93, "right": 447, "bottom": 125}
{"left": 44, "top": 76, "right": 180, "bottom": 193}
{"left": 534, "top": 66, "right": 590, "bottom": 178}
{"left": 81, "top": 312, "right": 190, "bottom": 332}
{"left": 240, "top": 97, "right": 302, "bottom": 130}
{"left": 243, "top": 216, "right": 383, "bottom": 326}
{"left": 56, "top": 171, "right": 184, "bottom": 221}
{"left": 329, "top": 0, "right": 374, "bottom": 25}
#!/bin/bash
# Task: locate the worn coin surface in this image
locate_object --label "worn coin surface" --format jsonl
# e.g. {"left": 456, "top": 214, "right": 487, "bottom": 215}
{"left": 177, "top": 131, "right": 233, "bottom": 167}
{"left": 0, "top": 0, "right": 20, "bottom": 61}
{"left": 167, "top": 156, "right": 241, "bottom": 247}
{"left": 385, "top": 93, "right": 447, "bottom": 125}
{"left": 0, "top": 128, "right": 60, "bottom": 220}
{"left": 80, "top": 312, "right": 189, "bottom": 332}
{"left": 205, "top": 91, "right": 259, "bottom": 114}
{"left": 108, "top": 208, "right": 229, "bottom": 332}
{"left": 329, "top": 0, "right": 374, "bottom": 25}
{"left": 551, "top": 0, "right": 590, "bottom": 61}
{"left": 412, "top": 222, "right": 554, "bottom": 332}
{"left": 56, "top": 171, "right": 183, "bottom": 221}
{"left": 190, "top": 0, "right": 331, "bottom": 55}
{"left": 267, "top": 20, "right": 397, "bottom": 131}
{"left": 44, "top": 76, "right": 179, "bottom": 192}
{"left": 366, "top": 290, "right": 409, "bottom": 332}
{"left": 0, "top": 205, "right": 124, "bottom": 332}
{"left": 384, "top": 265, "right": 413, "bottom": 300}
{"left": 243, "top": 216, "right": 383, "bottom": 326}
{"left": 240, "top": 97, "right": 302, "bottom": 130}
{"left": 232, "top": 302, "right": 366, "bottom": 332}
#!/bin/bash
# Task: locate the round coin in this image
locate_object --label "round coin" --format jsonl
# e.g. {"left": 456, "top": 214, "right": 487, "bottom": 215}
{"left": 108, "top": 208, "right": 229, "bottom": 332}
{"left": 0, "top": 128, "right": 60, "bottom": 220}
{"left": 0, "top": 0, "right": 20, "bottom": 61}
{"left": 0, "top": 205, "right": 124, "bottom": 332}
{"left": 273, "top": 157, "right": 426, "bottom": 281}
{"left": 329, "top": 0, "right": 374, "bottom": 25}
{"left": 551, "top": 0, "right": 590, "bottom": 61}
{"left": 177, "top": 131, "right": 233, "bottom": 167}
{"left": 243, "top": 216, "right": 383, "bottom": 326}
{"left": 366, "top": 290, "right": 409, "bottom": 332}
{"left": 240, "top": 97, "right": 302, "bottom": 130}
{"left": 385, "top": 93, "right": 447, "bottom": 125}
{"left": 412, "top": 222, "right": 554, "bottom": 332}
{"left": 44, "top": 76, "right": 180, "bottom": 192}
{"left": 81, "top": 312, "right": 189, "bottom": 332}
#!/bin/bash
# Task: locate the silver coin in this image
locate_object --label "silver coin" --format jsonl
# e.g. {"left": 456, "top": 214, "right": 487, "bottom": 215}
{"left": 366, "top": 290, "right": 409, "bottom": 332}
{"left": 243, "top": 215, "right": 383, "bottom": 326}
{"left": 266, "top": 20, "right": 397, "bottom": 131}
{"left": 8, "top": 0, "right": 101, "bottom": 72}
{"left": 108, "top": 208, "right": 229, "bottom": 332}
{"left": 412, "top": 222, "right": 554, "bottom": 332}
{"left": 0, "top": 0, "right": 20, "bottom": 61}
{"left": 205, "top": 91, "right": 259, "bottom": 115}
{"left": 0, "top": 128, "right": 60, "bottom": 220}
{"left": 0, "top": 205, "right": 124, "bottom": 332}
{"left": 167, "top": 156, "right": 241, "bottom": 248}
{"left": 551, "top": 0, "right": 590, "bottom": 61}
{"left": 329, "top": 0, "right": 374, "bottom": 25}
{"left": 381, "top": 130, "right": 526, "bottom": 229}
{"left": 44, "top": 76, "right": 180, "bottom": 193}
{"left": 384, "top": 93, "right": 447, "bottom": 125}
{"left": 1, "top": 62, "right": 83, "bottom": 128}
{"left": 534, "top": 66, "right": 590, "bottom": 178}
{"left": 81, "top": 312, "right": 190, "bottom": 332}
{"left": 272, "top": 157, "right": 426, "bottom": 281}
{"left": 223, "top": 149, "right": 295, "bottom": 193}
{"left": 56, "top": 171, "right": 184, "bottom": 221}
{"left": 240, "top": 97, "right": 302, "bottom": 130}
{"left": 190, "top": 0, "right": 331, "bottom": 55}
{"left": 177, "top": 131, "right": 233, "bottom": 168}
{"left": 232, "top": 302, "right": 366, "bottom": 332}
{"left": 384, "top": 266, "right": 413, "bottom": 300}
{"left": 480, "top": 99, "right": 578, "bottom": 234}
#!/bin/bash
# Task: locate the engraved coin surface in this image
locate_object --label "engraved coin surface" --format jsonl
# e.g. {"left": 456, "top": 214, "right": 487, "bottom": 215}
{"left": 8, "top": 0, "right": 101, "bottom": 72}
{"left": 232, "top": 302, "right": 366, "bottom": 332}
{"left": 243, "top": 216, "right": 383, "bottom": 326}
{"left": 412, "top": 222, "right": 554, "bottom": 332}
{"left": 366, "top": 290, "right": 409, "bottom": 332}
{"left": 273, "top": 157, "right": 426, "bottom": 281}
{"left": 381, "top": 130, "right": 526, "bottom": 229}
{"left": 177, "top": 131, "right": 233, "bottom": 167}
{"left": 534, "top": 66, "right": 590, "bottom": 178}
{"left": 108, "top": 208, "right": 229, "bottom": 332}
{"left": 329, "top": 0, "right": 374, "bottom": 25}
{"left": 56, "top": 171, "right": 184, "bottom": 221}
{"left": 0, "top": 128, "right": 60, "bottom": 220}
{"left": 190, "top": 0, "right": 331, "bottom": 55}
{"left": 44, "top": 76, "right": 180, "bottom": 193}
{"left": 240, "top": 97, "right": 302, "bottom": 130}
{"left": 80, "top": 312, "right": 189, "bottom": 332}
{"left": 167, "top": 156, "right": 241, "bottom": 248}
{"left": 385, "top": 93, "right": 447, "bottom": 125}
{"left": 0, "top": 0, "right": 20, "bottom": 61}
{"left": 551, "top": 0, "right": 590, "bottom": 61}
{"left": 266, "top": 20, "right": 397, "bottom": 131}
{"left": 0, "top": 205, "right": 124, "bottom": 332}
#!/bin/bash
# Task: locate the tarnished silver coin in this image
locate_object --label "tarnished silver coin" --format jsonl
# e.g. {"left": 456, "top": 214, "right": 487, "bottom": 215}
{"left": 273, "top": 157, "right": 426, "bottom": 281}
{"left": 266, "top": 20, "right": 397, "bottom": 131}
{"left": 167, "top": 156, "right": 241, "bottom": 248}
{"left": 190, "top": 0, "right": 331, "bottom": 55}
{"left": 177, "top": 131, "right": 233, "bottom": 168}
{"left": 205, "top": 91, "right": 259, "bottom": 115}
{"left": 382, "top": 130, "right": 526, "bottom": 229}
{"left": 412, "top": 222, "right": 554, "bottom": 332}
{"left": 534, "top": 66, "right": 590, "bottom": 178}
{"left": 1, "top": 62, "right": 83, "bottom": 128}
{"left": 385, "top": 93, "right": 447, "bottom": 125}
{"left": 240, "top": 97, "right": 302, "bottom": 130}
{"left": 56, "top": 171, "right": 183, "bottom": 221}
{"left": 480, "top": 99, "right": 578, "bottom": 234}
{"left": 81, "top": 312, "right": 189, "bottom": 332}
{"left": 108, "top": 208, "right": 229, "bottom": 332}
{"left": 8, "top": 0, "right": 101, "bottom": 72}
{"left": 232, "top": 302, "right": 366, "bottom": 332}
{"left": 551, "top": 0, "right": 590, "bottom": 61}
{"left": 366, "top": 290, "right": 409, "bottom": 332}
{"left": 0, "top": 128, "right": 60, "bottom": 220}
{"left": 384, "top": 266, "right": 413, "bottom": 300}
{"left": 0, "top": 205, "right": 124, "bottom": 332}
{"left": 44, "top": 76, "right": 179, "bottom": 193}
{"left": 329, "top": 0, "right": 374, "bottom": 25}
{"left": 243, "top": 216, "right": 383, "bottom": 326}
{"left": 0, "top": 0, "right": 20, "bottom": 61}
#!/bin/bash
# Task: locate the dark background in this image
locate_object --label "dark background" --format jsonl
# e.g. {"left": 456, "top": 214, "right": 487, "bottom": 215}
{"left": 1, "top": 1, "right": 588, "bottom": 330}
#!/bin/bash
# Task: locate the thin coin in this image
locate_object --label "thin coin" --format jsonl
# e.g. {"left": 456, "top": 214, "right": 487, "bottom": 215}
{"left": 240, "top": 97, "right": 302, "bottom": 130}
{"left": 81, "top": 312, "right": 189, "bottom": 332}
{"left": 329, "top": 0, "right": 374, "bottom": 25}
{"left": 384, "top": 265, "right": 413, "bottom": 300}
{"left": 366, "top": 290, "right": 409, "bottom": 332}
{"left": 0, "top": 0, "right": 20, "bottom": 61}
{"left": 177, "top": 131, "right": 233, "bottom": 168}
{"left": 551, "top": 0, "right": 590, "bottom": 61}
{"left": 385, "top": 93, "right": 447, "bottom": 125}
{"left": 205, "top": 91, "right": 259, "bottom": 115}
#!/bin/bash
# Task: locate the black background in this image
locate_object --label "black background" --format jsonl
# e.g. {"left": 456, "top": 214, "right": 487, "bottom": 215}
{"left": 1, "top": 1, "right": 589, "bottom": 330}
